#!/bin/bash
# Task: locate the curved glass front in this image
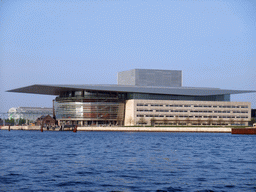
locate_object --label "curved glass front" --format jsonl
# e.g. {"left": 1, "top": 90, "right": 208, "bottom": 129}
{"left": 55, "top": 101, "right": 125, "bottom": 121}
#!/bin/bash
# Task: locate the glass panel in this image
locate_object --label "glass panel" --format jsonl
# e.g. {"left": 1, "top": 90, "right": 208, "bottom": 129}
{"left": 75, "top": 91, "right": 82, "bottom": 97}
{"left": 126, "top": 93, "right": 230, "bottom": 101}
{"left": 55, "top": 101, "right": 125, "bottom": 121}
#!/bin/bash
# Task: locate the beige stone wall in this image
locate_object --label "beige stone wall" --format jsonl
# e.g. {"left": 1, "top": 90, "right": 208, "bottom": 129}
{"left": 124, "top": 99, "right": 135, "bottom": 126}
{"left": 124, "top": 99, "right": 251, "bottom": 126}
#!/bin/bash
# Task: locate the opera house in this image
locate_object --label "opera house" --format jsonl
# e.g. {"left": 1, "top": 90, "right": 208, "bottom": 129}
{"left": 8, "top": 69, "right": 255, "bottom": 126}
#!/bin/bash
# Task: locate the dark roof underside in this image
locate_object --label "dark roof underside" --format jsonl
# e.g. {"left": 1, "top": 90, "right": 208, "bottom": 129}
{"left": 6, "top": 84, "right": 255, "bottom": 96}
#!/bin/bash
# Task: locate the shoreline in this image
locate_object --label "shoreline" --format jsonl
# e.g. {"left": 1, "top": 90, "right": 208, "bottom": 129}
{"left": 0, "top": 125, "right": 232, "bottom": 133}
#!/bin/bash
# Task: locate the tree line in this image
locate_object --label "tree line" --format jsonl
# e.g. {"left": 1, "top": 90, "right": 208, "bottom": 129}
{"left": 0, "top": 118, "right": 29, "bottom": 125}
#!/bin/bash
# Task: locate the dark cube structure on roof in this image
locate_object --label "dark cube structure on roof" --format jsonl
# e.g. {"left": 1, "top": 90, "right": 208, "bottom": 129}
{"left": 118, "top": 69, "right": 182, "bottom": 87}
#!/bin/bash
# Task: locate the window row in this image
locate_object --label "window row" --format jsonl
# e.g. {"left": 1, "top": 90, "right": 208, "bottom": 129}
{"left": 136, "top": 115, "right": 248, "bottom": 119}
{"left": 191, "top": 110, "right": 213, "bottom": 113}
{"left": 137, "top": 109, "right": 248, "bottom": 114}
{"left": 147, "top": 122, "right": 246, "bottom": 126}
{"left": 137, "top": 104, "right": 248, "bottom": 108}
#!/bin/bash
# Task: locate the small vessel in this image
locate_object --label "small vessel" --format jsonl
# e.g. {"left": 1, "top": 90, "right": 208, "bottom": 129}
{"left": 231, "top": 127, "right": 256, "bottom": 134}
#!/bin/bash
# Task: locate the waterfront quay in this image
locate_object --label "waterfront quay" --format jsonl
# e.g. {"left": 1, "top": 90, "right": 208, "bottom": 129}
{"left": 1, "top": 125, "right": 231, "bottom": 133}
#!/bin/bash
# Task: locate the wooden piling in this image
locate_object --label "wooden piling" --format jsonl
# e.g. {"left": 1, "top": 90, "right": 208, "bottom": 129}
{"left": 73, "top": 125, "right": 77, "bottom": 133}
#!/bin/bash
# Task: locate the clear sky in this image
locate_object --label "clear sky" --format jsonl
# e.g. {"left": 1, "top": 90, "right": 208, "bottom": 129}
{"left": 0, "top": 0, "right": 256, "bottom": 113}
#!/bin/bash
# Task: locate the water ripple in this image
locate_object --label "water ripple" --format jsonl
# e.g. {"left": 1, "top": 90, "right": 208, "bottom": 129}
{"left": 0, "top": 131, "right": 255, "bottom": 191}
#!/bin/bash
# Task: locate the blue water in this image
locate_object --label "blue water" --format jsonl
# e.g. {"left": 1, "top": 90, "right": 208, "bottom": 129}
{"left": 0, "top": 131, "right": 255, "bottom": 192}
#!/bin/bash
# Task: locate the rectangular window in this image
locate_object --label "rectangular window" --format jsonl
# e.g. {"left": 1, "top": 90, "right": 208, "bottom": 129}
{"left": 151, "top": 104, "right": 163, "bottom": 107}
{"left": 168, "top": 105, "right": 183, "bottom": 107}
{"left": 137, "top": 109, "right": 153, "bottom": 112}
{"left": 156, "top": 110, "right": 169, "bottom": 112}
{"left": 137, "top": 104, "right": 148, "bottom": 106}
{"left": 75, "top": 91, "right": 82, "bottom": 97}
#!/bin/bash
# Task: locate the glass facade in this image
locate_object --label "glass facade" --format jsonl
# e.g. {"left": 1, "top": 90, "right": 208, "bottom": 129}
{"left": 55, "top": 102, "right": 124, "bottom": 121}
{"left": 127, "top": 93, "right": 230, "bottom": 101}
{"left": 55, "top": 90, "right": 126, "bottom": 125}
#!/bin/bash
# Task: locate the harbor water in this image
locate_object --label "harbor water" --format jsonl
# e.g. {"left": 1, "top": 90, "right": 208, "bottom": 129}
{"left": 0, "top": 131, "right": 255, "bottom": 192}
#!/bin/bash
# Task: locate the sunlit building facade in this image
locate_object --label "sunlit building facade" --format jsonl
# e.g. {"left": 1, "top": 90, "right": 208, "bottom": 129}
{"left": 8, "top": 69, "right": 255, "bottom": 126}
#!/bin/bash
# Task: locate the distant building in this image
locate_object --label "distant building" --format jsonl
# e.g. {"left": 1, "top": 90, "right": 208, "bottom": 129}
{"left": 7, "top": 69, "right": 256, "bottom": 126}
{"left": 35, "top": 115, "right": 56, "bottom": 126}
{"left": 8, "top": 107, "right": 53, "bottom": 121}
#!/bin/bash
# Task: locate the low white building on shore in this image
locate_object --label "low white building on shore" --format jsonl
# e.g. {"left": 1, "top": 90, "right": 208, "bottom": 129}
{"left": 8, "top": 107, "right": 53, "bottom": 121}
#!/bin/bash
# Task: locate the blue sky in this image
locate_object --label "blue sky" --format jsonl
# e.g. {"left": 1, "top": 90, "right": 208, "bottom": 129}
{"left": 0, "top": 0, "right": 256, "bottom": 113}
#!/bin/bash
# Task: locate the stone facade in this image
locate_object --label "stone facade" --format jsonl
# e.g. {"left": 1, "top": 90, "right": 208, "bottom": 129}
{"left": 124, "top": 99, "right": 251, "bottom": 126}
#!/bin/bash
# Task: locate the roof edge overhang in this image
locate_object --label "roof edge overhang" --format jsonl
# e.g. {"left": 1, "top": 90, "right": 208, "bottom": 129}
{"left": 6, "top": 84, "right": 256, "bottom": 97}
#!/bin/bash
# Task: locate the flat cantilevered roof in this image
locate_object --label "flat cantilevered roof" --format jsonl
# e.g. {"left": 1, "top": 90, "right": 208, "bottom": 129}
{"left": 6, "top": 84, "right": 255, "bottom": 96}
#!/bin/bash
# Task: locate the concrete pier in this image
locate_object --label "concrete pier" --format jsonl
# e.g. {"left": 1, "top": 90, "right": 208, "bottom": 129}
{"left": 77, "top": 126, "right": 231, "bottom": 133}
{"left": 0, "top": 126, "right": 41, "bottom": 130}
{"left": 0, "top": 126, "right": 231, "bottom": 132}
